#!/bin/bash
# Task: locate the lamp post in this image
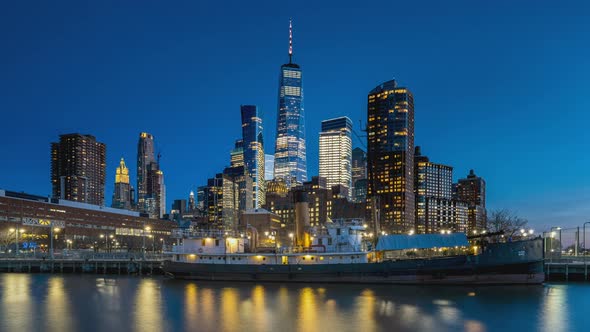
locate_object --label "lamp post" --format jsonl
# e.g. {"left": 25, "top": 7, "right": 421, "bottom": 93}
{"left": 50, "top": 227, "right": 60, "bottom": 260}
{"left": 143, "top": 226, "right": 151, "bottom": 260}
{"left": 100, "top": 234, "right": 105, "bottom": 252}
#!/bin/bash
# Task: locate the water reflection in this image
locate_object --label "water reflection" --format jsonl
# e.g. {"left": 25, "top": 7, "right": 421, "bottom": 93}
{"left": 0, "top": 275, "right": 586, "bottom": 332}
{"left": 542, "top": 285, "right": 569, "bottom": 332}
{"left": 0, "top": 274, "right": 34, "bottom": 331}
{"left": 45, "top": 277, "right": 74, "bottom": 332}
{"left": 133, "top": 279, "right": 164, "bottom": 332}
{"left": 183, "top": 283, "right": 198, "bottom": 331}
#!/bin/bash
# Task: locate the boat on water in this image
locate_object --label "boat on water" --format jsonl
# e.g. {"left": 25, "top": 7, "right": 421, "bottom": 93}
{"left": 163, "top": 219, "right": 544, "bottom": 285}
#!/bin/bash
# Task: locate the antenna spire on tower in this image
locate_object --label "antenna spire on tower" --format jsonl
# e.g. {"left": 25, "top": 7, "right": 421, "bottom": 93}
{"left": 289, "top": 18, "right": 293, "bottom": 63}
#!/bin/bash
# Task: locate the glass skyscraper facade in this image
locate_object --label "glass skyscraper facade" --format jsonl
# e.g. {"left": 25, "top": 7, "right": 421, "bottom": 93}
{"left": 367, "top": 79, "right": 415, "bottom": 233}
{"left": 319, "top": 117, "right": 352, "bottom": 200}
{"left": 274, "top": 20, "right": 307, "bottom": 188}
{"left": 240, "top": 105, "right": 265, "bottom": 208}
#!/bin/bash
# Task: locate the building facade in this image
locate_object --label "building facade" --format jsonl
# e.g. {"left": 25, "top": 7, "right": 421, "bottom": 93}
{"left": 222, "top": 165, "right": 254, "bottom": 231}
{"left": 319, "top": 117, "right": 353, "bottom": 200}
{"left": 414, "top": 146, "right": 453, "bottom": 233}
{"left": 273, "top": 19, "right": 307, "bottom": 188}
{"left": 367, "top": 80, "right": 415, "bottom": 233}
{"left": 112, "top": 158, "right": 134, "bottom": 210}
{"left": 455, "top": 170, "right": 487, "bottom": 232}
{"left": 136, "top": 132, "right": 155, "bottom": 211}
{"left": 425, "top": 198, "right": 469, "bottom": 234}
{"left": 51, "top": 133, "right": 106, "bottom": 206}
{"left": 264, "top": 154, "right": 275, "bottom": 181}
{"left": 241, "top": 105, "right": 265, "bottom": 208}
{"left": 351, "top": 147, "right": 367, "bottom": 203}
{"left": 0, "top": 190, "right": 172, "bottom": 252}
{"left": 145, "top": 162, "right": 165, "bottom": 219}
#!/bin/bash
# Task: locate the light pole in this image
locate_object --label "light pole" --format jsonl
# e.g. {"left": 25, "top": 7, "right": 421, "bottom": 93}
{"left": 160, "top": 238, "right": 164, "bottom": 253}
{"left": 100, "top": 234, "right": 105, "bottom": 252}
{"left": 50, "top": 227, "right": 60, "bottom": 260}
{"left": 143, "top": 226, "right": 151, "bottom": 259}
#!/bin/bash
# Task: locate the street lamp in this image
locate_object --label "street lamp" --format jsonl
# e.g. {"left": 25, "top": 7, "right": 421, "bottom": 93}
{"left": 143, "top": 226, "right": 151, "bottom": 259}
{"left": 288, "top": 232, "right": 294, "bottom": 248}
{"left": 50, "top": 227, "right": 60, "bottom": 259}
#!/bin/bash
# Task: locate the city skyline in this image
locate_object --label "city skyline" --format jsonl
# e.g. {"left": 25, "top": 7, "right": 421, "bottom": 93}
{"left": 1, "top": 1, "right": 589, "bottom": 231}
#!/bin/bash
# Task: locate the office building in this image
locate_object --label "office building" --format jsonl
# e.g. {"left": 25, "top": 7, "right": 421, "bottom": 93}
{"left": 367, "top": 80, "right": 415, "bottom": 233}
{"left": 319, "top": 117, "right": 353, "bottom": 200}
{"left": 112, "top": 157, "right": 134, "bottom": 210}
{"left": 51, "top": 133, "right": 106, "bottom": 206}
{"left": 241, "top": 105, "right": 266, "bottom": 208}
{"left": 274, "top": 19, "right": 307, "bottom": 187}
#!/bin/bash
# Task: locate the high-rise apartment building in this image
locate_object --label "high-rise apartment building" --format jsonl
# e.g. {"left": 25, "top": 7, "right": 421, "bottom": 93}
{"left": 137, "top": 132, "right": 165, "bottom": 219}
{"left": 414, "top": 146, "right": 453, "bottom": 233}
{"left": 137, "top": 132, "right": 155, "bottom": 210}
{"left": 145, "top": 161, "right": 166, "bottom": 219}
{"left": 367, "top": 80, "right": 415, "bottom": 233}
{"left": 241, "top": 105, "right": 265, "bottom": 208}
{"left": 319, "top": 117, "right": 352, "bottom": 200}
{"left": 112, "top": 157, "right": 134, "bottom": 210}
{"left": 274, "top": 19, "right": 307, "bottom": 187}
{"left": 51, "top": 133, "right": 106, "bottom": 206}
{"left": 456, "top": 170, "right": 486, "bottom": 232}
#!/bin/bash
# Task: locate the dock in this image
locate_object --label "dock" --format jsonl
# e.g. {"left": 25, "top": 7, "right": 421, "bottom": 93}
{"left": 545, "top": 257, "right": 590, "bottom": 282}
{"left": 0, "top": 253, "right": 169, "bottom": 275}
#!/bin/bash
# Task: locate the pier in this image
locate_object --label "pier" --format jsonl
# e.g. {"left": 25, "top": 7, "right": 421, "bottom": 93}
{"left": 545, "top": 257, "right": 590, "bottom": 282}
{"left": 0, "top": 253, "right": 169, "bottom": 275}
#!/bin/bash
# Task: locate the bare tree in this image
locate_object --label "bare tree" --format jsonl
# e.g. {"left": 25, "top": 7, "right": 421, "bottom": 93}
{"left": 486, "top": 209, "right": 528, "bottom": 238}
{"left": 0, "top": 231, "right": 16, "bottom": 253}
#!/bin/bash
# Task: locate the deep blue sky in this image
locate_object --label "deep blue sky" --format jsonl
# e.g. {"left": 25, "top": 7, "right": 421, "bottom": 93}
{"left": 1, "top": 1, "right": 589, "bottom": 231}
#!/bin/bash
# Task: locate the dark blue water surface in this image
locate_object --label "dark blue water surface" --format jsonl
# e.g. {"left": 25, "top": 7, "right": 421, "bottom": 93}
{"left": 0, "top": 274, "right": 587, "bottom": 332}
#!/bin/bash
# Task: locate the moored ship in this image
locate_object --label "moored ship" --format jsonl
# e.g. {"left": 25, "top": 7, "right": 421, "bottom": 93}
{"left": 163, "top": 221, "right": 544, "bottom": 285}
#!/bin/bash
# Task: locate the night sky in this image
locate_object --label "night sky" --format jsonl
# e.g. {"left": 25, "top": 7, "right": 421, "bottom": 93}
{"left": 1, "top": 0, "right": 588, "bottom": 231}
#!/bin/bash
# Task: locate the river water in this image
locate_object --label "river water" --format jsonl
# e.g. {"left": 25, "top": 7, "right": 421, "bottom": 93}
{"left": 0, "top": 274, "right": 586, "bottom": 332}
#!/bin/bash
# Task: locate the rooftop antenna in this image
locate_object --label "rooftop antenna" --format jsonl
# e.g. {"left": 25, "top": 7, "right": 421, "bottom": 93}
{"left": 289, "top": 18, "right": 293, "bottom": 64}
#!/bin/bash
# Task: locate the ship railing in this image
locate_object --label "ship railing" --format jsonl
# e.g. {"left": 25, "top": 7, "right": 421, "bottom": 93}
{"left": 171, "top": 228, "right": 241, "bottom": 239}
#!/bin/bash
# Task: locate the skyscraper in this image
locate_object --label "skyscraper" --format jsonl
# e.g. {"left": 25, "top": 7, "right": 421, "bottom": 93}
{"left": 274, "top": 19, "right": 307, "bottom": 188}
{"left": 146, "top": 161, "right": 166, "bottom": 219}
{"left": 137, "top": 132, "right": 155, "bottom": 210}
{"left": 241, "top": 105, "right": 265, "bottom": 208}
{"left": 112, "top": 157, "right": 134, "bottom": 210}
{"left": 367, "top": 80, "right": 415, "bottom": 233}
{"left": 319, "top": 117, "right": 352, "bottom": 200}
{"left": 352, "top": 147, "right": 367, "bottom": 203}
{"left": 137, "top": 132, "right": 165, "bottom": 219}
{"left": 51, "top": 133, "right": 106, "bottom": 206}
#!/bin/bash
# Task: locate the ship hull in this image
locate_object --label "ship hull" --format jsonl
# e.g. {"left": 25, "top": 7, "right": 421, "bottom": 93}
{"left": 163, "top": 258, "right": 544, "bottom": 285}
{"left": 164, "top": 239, "right": 545, "bottom": 285}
